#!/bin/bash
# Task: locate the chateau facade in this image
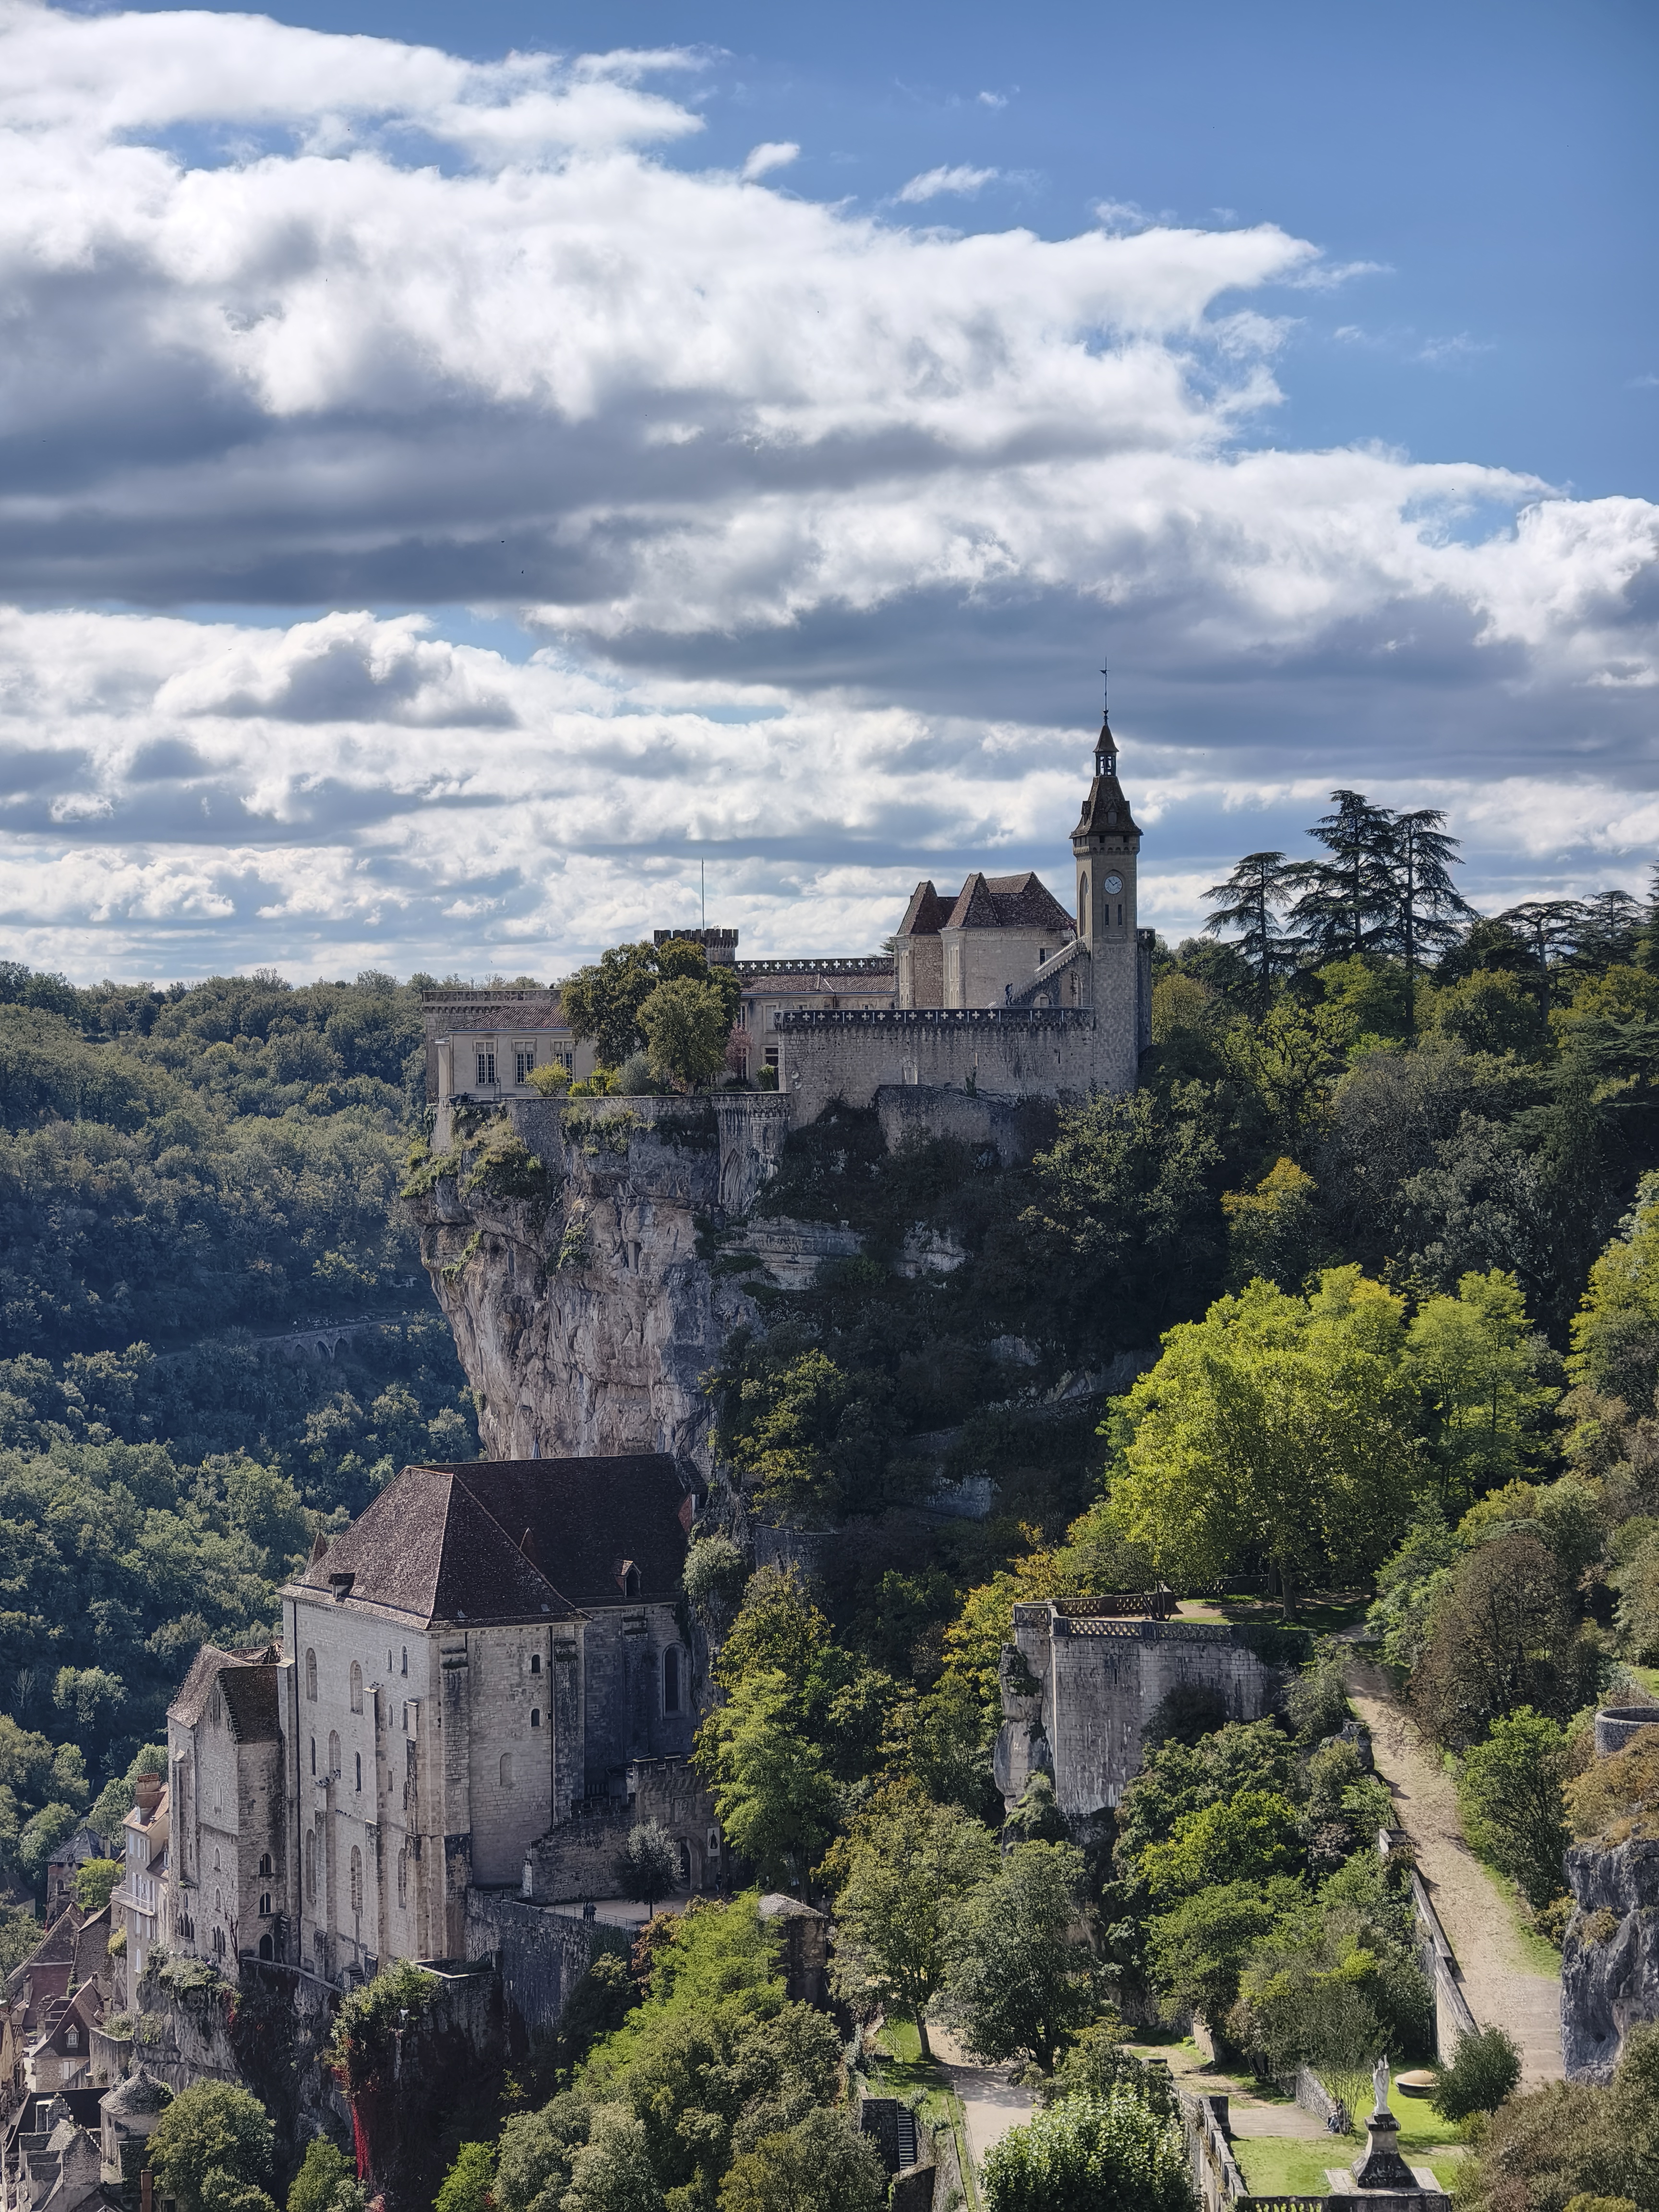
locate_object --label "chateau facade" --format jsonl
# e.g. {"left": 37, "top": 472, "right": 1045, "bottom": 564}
{"left": 162, "top": 1454, "right": 713, "bottom": 1985}
{"left": 423, "top": 703, "right": 1150, "bottom": 1115}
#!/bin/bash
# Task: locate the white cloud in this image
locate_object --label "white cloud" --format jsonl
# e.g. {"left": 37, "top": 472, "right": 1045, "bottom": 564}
{"left": 742, "top": 140, "right": 799, "bottom": 180}
{"left": 976, "top": 91, "right": 1008, "bottom": 109}
{"left": 0, "top": 2, "right": 1648, "bottom": 979}
{"left": 896, "top": 164, "right": 1000, "bottom": 203}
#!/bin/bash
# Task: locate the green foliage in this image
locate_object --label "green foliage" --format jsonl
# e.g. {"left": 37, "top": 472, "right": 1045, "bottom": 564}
{"left": 1431, "top": 2024, "right": 1522, "bottom": 2123}
{"left": 432, "top": 2143, "right": 495, "bottom": 2212}
{"left": 1115, "top": 1720, "right": 1299, "bottom": 1876}
{"left": 981, "top": 2086, "right": 1196, "bottom": 2212}
{"left": 682, "top": 1535, "right": 748, "bottom": 1625}
{"left": 1146, "top": 1878, "right": 1303, "bottom": 2028}
{"left": 716, "top": 2108, "right": 887, "bottom": 2212}
{"left": 1221, "top": 1157, "right": 1333, "bottom": 1292}
{"left": 1105, "top": 1266, "right": 1419, "bottom": 1614}
{"left": 1138, "top": 1790, "right": 1303, "bottom": 1902}
{"left": 327, "top": 1959, "right": 441, "bottom": 2092}
{"left": 149, "top": 2083, "right": 276, "bottom": 2212}
{"left": 820, "top": 1782, "right": 998, "bottom": 2056}
{"left": 561, "top": 941, "right": 738, "bottom": 1072}
{"left": 1455, "top": 2024, "right": 1659, "bottom": 2212}
{"left": 637, "top": 979, "right": 732, "bottom": 1092}
{"left": 943, "top": 1840, "right": 1099, "bottom": 2072}
{"left": 287, "top": 2139, "right": 366, "bottom": 2212}
{"left": 1285, "top": 1639, "right": 1354, "bottom": 1744}
{"left": 694, "top": 1669, "right": 837, "bottom": 1890}
{"left": 1408, "top": 1532, "right": 1594, "bottom": 1750}
{"left": 1456, "top": 1708, "right": 1574, "bottom": 1908}
{"left": 617, "top": 1823, "right": 680, "bottom": 1909}
{"left": 73, "top": 1855, "right": 122, "bottom": 1911}
{"left": 1403, "top": 1269, "right": 1559, "bottom": 1502}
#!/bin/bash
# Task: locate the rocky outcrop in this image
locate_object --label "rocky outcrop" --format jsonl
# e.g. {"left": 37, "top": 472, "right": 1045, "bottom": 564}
{"left": 1561, "top": 1838, "right": 1659, "bottom": 2080}
{"left": 407, "top": 1094, "right": 793, "bottom": 1465}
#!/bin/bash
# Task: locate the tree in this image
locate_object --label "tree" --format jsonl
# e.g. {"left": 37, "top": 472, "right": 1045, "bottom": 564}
{"left": 1497, "top": 901, "right": 1583, "bottom": 1005}
{"left": 683, "top": 1535, "right": 748, "bottom": 1628}
{"left": 1456, "top": 1709, "right": 1572, "bottom": 1909}
{"left": 1431, "top": 2025, "right": 1522, "bottom": 2124}
{"left": 637, "top": 978, "right": 732, "bottom": 1092}
{"left": 717, "top": 2109, "right": 887, "bottom": 2212}
{"left": 694, "top": 1670, "right": 837, "bottom": 1890}
{"left": 822, "top": 1784, "right": 998, "bottom": 2058}
{"left": 562, "top": 941, "right": 738, "bottom": 1071}
{"left": 980, "top": 2087, "right": 1196, "bottom": 2212}
{"left": 564, "top": 2104, "right": 664, "bottom": 2212}
{"left": 1403, "top": 1268, "right": 1558, "bottom": 1503}
{"left": 1427, "top": 970, "right": 1550, "bottom": 1058}
{"left": 1221, "top": 1158, "right": 1331, "bottom": 1292}
{"left": 1137, "top": 1790, "right": 1303, "bottom": 1902}
{"left": 1202, "top": 853, "right": 1304, "bottom": 998}
{"left": 944, "top": 1841, "right": 1098, "bottom": 2074}
{"left": 287, "top": 2140, "right": 366, "bottom": 2212}
{"left": 618, "top": 1823, "right": 680, "bottom": 1909}
{"left": 1105, "top": 1268, "right": 1419, "bottom": 1617}
{"left": 1145, "top": 1878, "right": 1301, "bottom": 2029}
{"left": 1408, "top": 1533, "right": 1588, "bottom": 1750}
{"left": 1290, "top": 791, "right": 1400, "bottom": 962}
{"left": 73, "top": 1856, "right": 121, "bottom": 1912}
{"left": 149, "top": 2084, "right": 276, "bottom": 2212}
{"left": 1385, "top": 809, "right": 1473, "bottom": 992}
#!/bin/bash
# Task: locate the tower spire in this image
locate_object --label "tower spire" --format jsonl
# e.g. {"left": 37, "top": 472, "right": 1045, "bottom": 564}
{"left": 1095, "top": 663, "right": 1117, "bottom": 778}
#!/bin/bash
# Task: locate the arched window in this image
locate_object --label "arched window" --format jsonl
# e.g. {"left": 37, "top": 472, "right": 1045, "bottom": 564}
{"left": 259, "top": 1852, "right": 272, "bottom": 1877}
{"left": 529, "top": 1652, "right": 541, "bottom": 1676}
{"left": 258, "top": 1934, "right": 274, "bottom": 1961}
{"left": 500, "top": 1753, "right": 514, "bottom": 1787}
{"left": 328, "top": 1730, "right": 340, "bottom": 1779}
{"left": 213, "top": 1847, "right": 221, "bottom": 1873}
{"left": 349, "top": 1847, "right": 363, "bottom": 1916}
{"left": 530, "top": 1707, "right": 542, "bottom": 1730}
{"left": 349, "top": 1661, "right": 363, "bottom": 1714}
{"left": 662, "top": 1647, "right": 682, "bottom": 1716}
{"left": 305, "top": 1648, "right": 317, "bottom": 1702}
{"left": 401, "top": 1647, "right": 408, "bottom": 1676}
{"left": 1077, "top": 874, "right": 1088, "bottom": 935}
{"left": 355, "top": 1752, "right": 362, "bottom": 1792}
{"left": 304, "top": 1829, "right": 315, "bottom": 1903}
{"left": 259, "top": 1893, "right": 271, "bottom": 1917}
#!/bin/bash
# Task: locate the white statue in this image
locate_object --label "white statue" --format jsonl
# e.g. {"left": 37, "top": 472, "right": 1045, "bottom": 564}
{"left": 1372, "top": 2052, "right": 1391, "bottom": 2115}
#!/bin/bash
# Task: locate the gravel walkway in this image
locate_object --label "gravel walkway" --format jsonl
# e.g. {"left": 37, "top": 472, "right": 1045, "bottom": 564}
{"left": 1345, "top": 1655, "right": 1562, "bottom": 2086}
{"left": 925, "top": 2025, "right": 1037, "bottom": 2171}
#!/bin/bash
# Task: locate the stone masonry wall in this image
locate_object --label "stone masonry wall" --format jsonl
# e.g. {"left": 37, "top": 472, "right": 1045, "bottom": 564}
{"left": 778, "top": 1008, "right": 1098, "bottom": 1123}
{"left": 1562, "top": 1838, "right": 1659, "bottom": 2080}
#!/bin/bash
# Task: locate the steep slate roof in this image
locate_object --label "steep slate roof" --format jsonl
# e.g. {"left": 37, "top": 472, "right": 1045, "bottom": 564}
{"left": 170, "top": 1644, "right": 276, "bottom": 1732}
{"left": 295, "top": 1465, "right": 580, "bottom": 1627}
{"left": 895, "top": 882, "right": 953, "bottom": 939}
{"left": 292, "top": 1455, "right": 697, "bottom": 1624}
{"left": 1074, "top": 719, "right": 1142, "bottom": 841}
{"left": 943, "top": 871, "right": 1074, "bottom": 934}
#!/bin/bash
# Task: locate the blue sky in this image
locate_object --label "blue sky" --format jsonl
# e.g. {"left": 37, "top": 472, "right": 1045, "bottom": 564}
{"left": 1, "top": 0, "right": 1654, "bottom": 978}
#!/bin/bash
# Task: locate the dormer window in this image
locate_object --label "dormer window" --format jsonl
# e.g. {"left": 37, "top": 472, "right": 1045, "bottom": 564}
{"left": 329, "top": 1571, "right": 355, "bottom": 1603}
{"left": 617, "top": 1561, "right": 641, "bottom": 1599}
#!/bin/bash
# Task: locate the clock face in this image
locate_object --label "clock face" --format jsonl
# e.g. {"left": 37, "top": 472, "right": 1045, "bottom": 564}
{"left": 1102, "top": 872, "right": 1123, "bottom": 895}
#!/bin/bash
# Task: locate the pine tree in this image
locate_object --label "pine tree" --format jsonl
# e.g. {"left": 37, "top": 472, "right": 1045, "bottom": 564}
{"left": 1289, "top": 791, "right": 1398, "bottom": 962}
{"left": 1201, "top": 852, "right": 1304, "bottom": 997}
{"left": 1496, "top": 900, "right": 1583, "bottom": 1005}
{"left": 1386, "top": 808, "right": 1474, "bottom": 988}
{"left": 1570, "top": 889, "right": 1644, "bottom": 974}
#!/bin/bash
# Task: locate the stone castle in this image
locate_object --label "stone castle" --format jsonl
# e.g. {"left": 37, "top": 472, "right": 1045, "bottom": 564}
{"left": 422, "top": 702, "right": 1152, "bottom": 1122}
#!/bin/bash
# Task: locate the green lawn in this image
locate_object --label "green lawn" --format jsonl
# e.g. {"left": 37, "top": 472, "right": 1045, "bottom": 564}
{"left": 1232, "top": 2088, "right": 1467, "bottom": 2199}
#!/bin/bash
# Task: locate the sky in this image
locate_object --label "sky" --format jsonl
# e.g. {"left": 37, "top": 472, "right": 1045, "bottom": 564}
{"left": 1, "top": 0, "right": 1655, "bottom": 983}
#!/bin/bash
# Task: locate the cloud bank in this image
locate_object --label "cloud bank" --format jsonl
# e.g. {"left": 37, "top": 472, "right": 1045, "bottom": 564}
{"left": 0, "top": 1, "right": 1653, "bottom": 979}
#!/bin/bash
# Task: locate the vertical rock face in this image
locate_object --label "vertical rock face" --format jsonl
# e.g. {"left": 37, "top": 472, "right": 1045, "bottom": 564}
{"left": 406, "top": 1095, "right": 792, "bottom": 1467}
{"left": 1561, "top": 1839, "right": 1659, "bottom": 2080}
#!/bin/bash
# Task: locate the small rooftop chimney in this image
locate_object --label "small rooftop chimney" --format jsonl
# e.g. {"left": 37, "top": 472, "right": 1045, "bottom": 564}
{"left": 133, "top": 1773, "right": 162, "bottom": 1816}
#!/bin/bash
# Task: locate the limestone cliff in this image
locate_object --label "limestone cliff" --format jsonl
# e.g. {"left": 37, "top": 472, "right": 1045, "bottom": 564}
{"left": 1562, "top": 1838, "right": 1659, "bottom": 2080}
{"left": 405, "top": 1094, "right": 793, "bottom": 1465}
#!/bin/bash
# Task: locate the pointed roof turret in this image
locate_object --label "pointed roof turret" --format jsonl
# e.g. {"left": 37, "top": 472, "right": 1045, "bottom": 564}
{"left": 1073, "top": 705, "right": 1141, "bottom": 843}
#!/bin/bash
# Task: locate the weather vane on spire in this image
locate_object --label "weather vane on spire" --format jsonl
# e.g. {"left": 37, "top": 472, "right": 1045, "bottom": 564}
{"left": 1100, "top": 659, "right": 1109, "bottom": 715}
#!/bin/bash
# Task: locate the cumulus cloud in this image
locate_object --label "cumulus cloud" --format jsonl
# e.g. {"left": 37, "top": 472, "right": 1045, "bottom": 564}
{"left": 896, "top": 164, "right": 1000, "bottom": 203}
{"left": 742, "top": 140, "right": 799, "bottom": 179}
{"left": 0, "top": 1, "right": 1651, "bottom": 978}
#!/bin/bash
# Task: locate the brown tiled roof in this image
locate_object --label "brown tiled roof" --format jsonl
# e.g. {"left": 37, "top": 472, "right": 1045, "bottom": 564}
{"left": 943, "top": 871, "right": 1073, "bottom": 934}
{"left": 170, "top": 1645, "right": 269, "bottom": 1731}
{"left": 895, "top": 882, "right": 953, "bottom": 939}
{"left": 291, "top": 1455, "right": 697, "bottom": 1624}
{"left": 293, "top": 1465, "right": 579, "bottom": 1627}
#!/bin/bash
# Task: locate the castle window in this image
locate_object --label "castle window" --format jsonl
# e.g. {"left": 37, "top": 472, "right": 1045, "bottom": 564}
{"left": 304, "top": 1825, "right": 316, "bottom": 1903}
{"left": 662, "top": 1647, "right": 683, "bottom": 1716}
{"left": 530, "top": 1652, "right": 541, "bottom": 1676}
{"left": 65, "top": 2024, "right": 79, "bottom": 2051}
{"left": 401, "top": 1647, "right": 408, "bottom": 1676}
{"left": 305, "top": 1649, "right": 317, "bottom": 1701}
{"left": 500, "top": 1754, "right": 514, "bottom": 1787}
{"left": 1116, "top": 904, "right": 1122, "bottom": 926}
{"left": 259, "top": 1893, "right": 271, "bottom": 1917}
{"left": 259, "top": 1852, "right": 273, "bottom": 1877}
{"left": 355, "top": 1752, "right": 362, "bottom": 1792}
{"left": 349, "top": 1847, "right": 363, "bottom": 1916}
{"left": 515, "top": 1049, "right": 535, "bottom": 1083}
{"left": 259, "top": 1934, "right": 273, "bottom": 1960}
{"left": 349, "top": 1661, "right": 363, "bottom": 1713}
{"left": 328, "top": 1730, "right": 340, "bottom": 1777}
{"left": 1077, "top": 876, "right": 1087, "bottom": 934}
{"left": 397, "top": 1849, "right": 408, "bottom": 1907}
{"left": 530, "top": 1708, "right": 542, "bottom": 1730}
{"left": 476, "top": 1050, "right": 496, "bottom": 1086}
{"left": 311, "top": 1736, "right": 316, "bottom": 1777}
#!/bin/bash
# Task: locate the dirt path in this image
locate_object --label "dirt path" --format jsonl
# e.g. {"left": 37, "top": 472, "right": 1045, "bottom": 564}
{"left": 926, "top": 2025, "right": 1036, "bottom": 2173}
{"left": 1345, "top": 1655, "right": 1562, "bottom": 2085}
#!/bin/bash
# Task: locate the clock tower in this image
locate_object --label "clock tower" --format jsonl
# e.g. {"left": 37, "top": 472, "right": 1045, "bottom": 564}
{"left": 1072, "top": 703, "right": 1145, "bottom": 1089}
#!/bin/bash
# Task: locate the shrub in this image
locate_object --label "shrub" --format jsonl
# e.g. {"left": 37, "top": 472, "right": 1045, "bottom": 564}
{"left": 432, "top": 2143, "right": 494, "bottom": 2212}
{"left": 1286, "top": 1638, "right": 1353, "bottom": 1743}
{"left": 1566, "top": 1725, "right": 1659, "bottom": 1844}
{"left": 1431, "top": 2025, "right": 1521, "bottom": 2123}
{"left": 617, "top": 1823, "right": 680, "bottom": 1909}
{"left": 149, "top": 2083, "right": 275, "bottom": 2212}
{"left": 1456, "top": 1708, "right": 1574, "bottom": 1907}
{"left": 981, "top": 2087, "right": 1196, "bottom": 2212}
